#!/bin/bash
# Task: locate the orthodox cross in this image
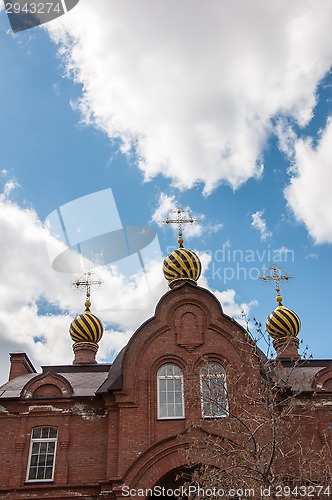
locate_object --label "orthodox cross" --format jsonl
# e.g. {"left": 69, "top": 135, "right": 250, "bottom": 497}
{"left": 261, "top": 265, "right": 292, "bottom": 303}
{"left": 164, "top": 208, "right": 197, "bottom": 247}
{"left": 72, "top": 270, "right": 103, "bottom": 309}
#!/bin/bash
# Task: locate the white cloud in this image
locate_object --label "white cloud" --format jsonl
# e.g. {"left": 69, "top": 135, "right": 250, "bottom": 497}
{"left": 152, "top": 193, "right": 223, "bottom": 245}
{"left": 251, "top": 210, "right": 272, "bottom": 240}
{"left": 0, "top": 197, "right": 72, "bottom": 383}
{"left": 305, "top": 252, "right": 319, "bottom": 260}
{"left": 46, "top": 0, "right": 332, "bottom": 193}
{"left": 198, "top": 251, "right": 257, "bottom": 326}
{"left": 0, "top": 195, "right": 166, "bottom": 384}
{"left": 214, "top": 289, "right": 258, "bottom": 327}
{"left": 208, "top": 223, "right": 224, "bottom": 234}
{"left": 275, "top": 118, "right": 297, "bottom": 159}
{"left": 151, "top": 193, "right": 178, "bottom": 227}
{"left": 0, "top": 178, "right": 19, "bottom": 200}
{"left": 273, "top": 246, "right": 295, "bottom": 262}
{"left": 285, "top": 119, "right": 332, "bottom": 244}
{"left": 0, "top": 196, "right": 254, "bottom": 385}
{"left": 152, "top": 193, "right": 204, "bottom": 241}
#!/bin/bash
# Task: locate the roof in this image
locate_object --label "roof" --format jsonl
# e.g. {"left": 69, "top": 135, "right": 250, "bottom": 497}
{"left": 274, "top": 359, "right": 332, "bottom": 393}
{"left": 97, "top": 348, "right": 126, "bottom": 393}
{"left": 0, "top": 373, "right": 36, "bottom": 399}
{"left": 0, "top": 364, "right": 112, "bottom": 399}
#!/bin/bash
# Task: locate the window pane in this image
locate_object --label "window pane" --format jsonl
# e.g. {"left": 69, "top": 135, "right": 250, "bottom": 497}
{"left": 159, "top": 404, "right": 167, "bottom": 418}
{"left": 28, "top": 467, "right": 37, "bottom": 480}
{"left": 166, "top": 379, "right": 175, "bottom": 392}
{"left": 175, "top": 404, "right": 183, "bottom": 417}
{"left": 174, "top": 391, "right": 182, "bottom": 404}
{"left": 40, "top": 442, "right": 47, "bottom": 454}
{"left": 32, "top": 428, "right": 42, "bottom": 439}
{"left": 41, "top": 428, "right": 50, "bottom": 439}
{"left": 168, "top": 391, "right": 175, "bottom": 404}
{"left": 174, "top": 379, "right": 182, "bottom": 391}
{"left": 31, "top": 442, "right": 40, "bottom": 454}
{"left": 49, "top": 428, "right": 58, "bottom": 439}
{"left": 159, "top": 379, "right": 166, "bottom": 391}
{"left": 159, "top": 390, "right": 167, "bottom": 403}
{"left": 37, "top": 468, "right": 45, "bottom": 480}
{"left": 158, "top": 365, "right": 167, "bottom": 376}
{"left": 158, "top": 363, "right": 181, "bottom": 378}
{"left": 166, "top": 365, "right": 174, "bottom": 376}
{"left": 169, "top": 406, "right": 176, "bottom": 417}
{"left": 45, "top": 467, "right": 53, "bottom": 480}
{"left": 47, "top": 442, "right": 55, "bottom": 453}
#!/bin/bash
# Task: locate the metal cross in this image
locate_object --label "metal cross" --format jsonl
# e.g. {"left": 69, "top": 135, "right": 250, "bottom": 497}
{"left": 164, "top": 208, "right": 197, "bottom": 247}
{"left": 72, "top": 270, "right": 103, "bottom": 307}
{"left": 261, "top": 265, "right": 292, "bottom": 298}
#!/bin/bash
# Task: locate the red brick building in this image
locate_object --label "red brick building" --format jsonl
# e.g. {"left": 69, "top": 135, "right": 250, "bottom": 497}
{"left": 0, "top": 246, "right": 331, "bottom": 499}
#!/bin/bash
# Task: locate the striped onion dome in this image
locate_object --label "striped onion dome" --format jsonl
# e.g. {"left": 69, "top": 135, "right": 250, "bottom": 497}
{"left": 69, "top": 300, "right": 104, "bottom": 345}
{"left": 163, "top": 247, "right": 201, "bottom": 285}
{"left": 266, "top": 297, "right": 301, "bottom": 340}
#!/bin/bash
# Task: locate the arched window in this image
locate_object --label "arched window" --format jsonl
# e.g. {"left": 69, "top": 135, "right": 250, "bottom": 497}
{"left": 26, "top": 427, "right": 58, "bottom": 482}
{"left": 200, "top": 362, "right": 228, "bottom": 418}
{"left": 157, "top": 364, "right": 184, "bottom": 419}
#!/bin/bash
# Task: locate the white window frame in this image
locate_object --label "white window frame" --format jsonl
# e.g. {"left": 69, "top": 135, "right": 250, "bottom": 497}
{"left": 157, "top": 364, "right": 185, "bottom": 420}
{"left": 200, "top": 362, "right": 228, "bottom": 418}
{"left": 26, "top": 426, "right": 58, "bottom": 482}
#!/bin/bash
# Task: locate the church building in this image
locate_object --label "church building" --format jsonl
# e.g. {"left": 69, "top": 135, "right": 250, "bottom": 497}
{"left": 0, "top": 230, "right": 331, "bottom": 499}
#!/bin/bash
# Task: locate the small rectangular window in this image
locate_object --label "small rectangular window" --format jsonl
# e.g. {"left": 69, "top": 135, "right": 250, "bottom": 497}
{"left": 26, "top": 427, "right": 58, "bottom": 482}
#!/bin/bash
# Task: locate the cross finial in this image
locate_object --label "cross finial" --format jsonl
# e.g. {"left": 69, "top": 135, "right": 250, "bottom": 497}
{"left": 72, "top": 271, "right": 103, "bottom": 310}
{"left": 261, "top": 265, "right": 292, "bottom": 305}
{"left": 164, "top": 208, "right": 197, "bottom": 248}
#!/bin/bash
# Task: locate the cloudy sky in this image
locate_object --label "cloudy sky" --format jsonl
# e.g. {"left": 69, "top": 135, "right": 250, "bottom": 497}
{"left": 0, "top": 0, "right": 332, "bottom": 384}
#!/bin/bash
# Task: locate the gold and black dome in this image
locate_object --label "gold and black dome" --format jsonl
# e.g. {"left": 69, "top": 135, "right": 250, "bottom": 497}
{"left": 266, "top": 296, "right": 301, "bottom": 340}
{"left": 69, "top": 299, "right": 104, "bottom": 345}
{"left": 163, "top": 247, "right": 201, "bottom": 285}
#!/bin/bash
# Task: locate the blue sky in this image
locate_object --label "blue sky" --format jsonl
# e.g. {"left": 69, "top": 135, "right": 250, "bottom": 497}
{"left": 0, "top": 0, "right": 332, "bottom": 384}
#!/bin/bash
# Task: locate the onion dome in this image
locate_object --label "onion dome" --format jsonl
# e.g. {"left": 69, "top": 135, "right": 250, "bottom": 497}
{"left": 163, "top": 247, "right": 201, "bottom": 285}
{"left": 266, "top": 295, "right": 301, "bottom": 340}
{"left": 69, "top": 298, "right": 104, "bottom": 345}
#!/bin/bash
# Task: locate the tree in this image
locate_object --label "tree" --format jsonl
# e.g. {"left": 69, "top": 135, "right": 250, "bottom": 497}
{"left": 181, "top": 323, "right": 332, "bottom": 500}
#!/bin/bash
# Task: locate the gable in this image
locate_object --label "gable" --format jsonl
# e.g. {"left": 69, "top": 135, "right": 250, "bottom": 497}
{"left": 21, "top": 371, "right": 74, "bottom": 400}
{"left": 100, "top": 282, "right": 263, "bottom": 397}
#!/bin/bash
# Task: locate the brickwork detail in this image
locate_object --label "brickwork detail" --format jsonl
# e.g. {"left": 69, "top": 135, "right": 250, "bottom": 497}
{"left": 0, "top": 283, "right": 331, "bottom": 499}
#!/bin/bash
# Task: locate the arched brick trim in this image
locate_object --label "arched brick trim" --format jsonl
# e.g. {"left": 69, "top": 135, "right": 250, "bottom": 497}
{"left": 151, "top": 354, "right": 188, "bottom": 374}
{"left": 193, "top": 352, "right": 230, "bottom": 371}
{"left": 122, "top": 437, "right": 192, "bottom": 490}
{"left": 21, "top": 372, "right": 74, "bottom": 399}
{"left": 122, "top": 427, "right": 235, "bottom": 491}
{"left": 313, "top": 364, "right": 332, "bottom": 391}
